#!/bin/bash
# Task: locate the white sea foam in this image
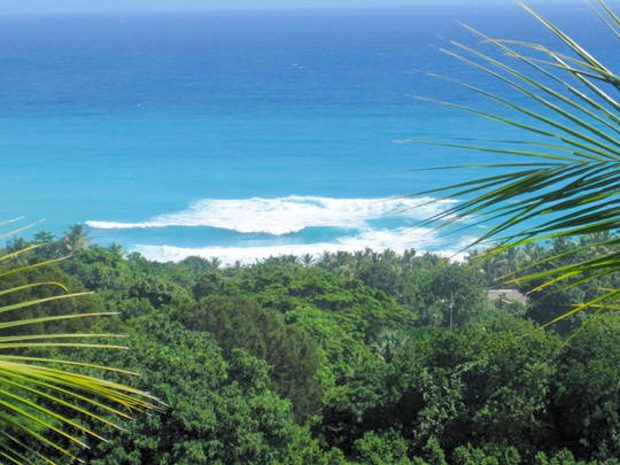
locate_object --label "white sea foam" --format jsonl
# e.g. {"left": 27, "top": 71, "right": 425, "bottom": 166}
{"left": 86, "top": 196, "right": 456, "bottom": 235}
{"left": 132, "top": 226, "right": 472, "bottom": 265}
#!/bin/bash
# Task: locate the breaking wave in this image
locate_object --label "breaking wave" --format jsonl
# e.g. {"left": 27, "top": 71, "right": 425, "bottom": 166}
{"left": 86, "top": 195, "right": 456, "bottom": 236}
{"left": 87, "top": 196, "right": 470, "bottom": 263}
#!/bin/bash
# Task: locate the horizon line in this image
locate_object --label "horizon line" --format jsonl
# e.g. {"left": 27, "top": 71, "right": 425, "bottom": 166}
{"left": 0, "top": 1, "right": 589, "bottom": 18}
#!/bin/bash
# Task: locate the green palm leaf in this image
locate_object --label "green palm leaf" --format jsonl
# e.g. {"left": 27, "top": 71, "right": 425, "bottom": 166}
{"left": 415, "top": 1, "right": 619, "bottom": 325}
{"left": 0, "top": 222, "right": 156, "bottom": 464}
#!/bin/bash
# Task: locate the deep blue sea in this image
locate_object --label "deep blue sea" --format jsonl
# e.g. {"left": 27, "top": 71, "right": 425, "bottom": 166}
{"left": 0, "top": 2, "right": 616, "bottom": 262}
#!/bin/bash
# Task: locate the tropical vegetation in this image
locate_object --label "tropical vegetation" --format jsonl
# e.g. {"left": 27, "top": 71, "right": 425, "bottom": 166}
{"left": 1, "top": 231, "right": 617, "bottom": 464}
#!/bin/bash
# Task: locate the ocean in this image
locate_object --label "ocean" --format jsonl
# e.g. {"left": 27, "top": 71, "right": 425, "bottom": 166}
{"left": 0, "top": 2, "right": 616, "bottom": 263}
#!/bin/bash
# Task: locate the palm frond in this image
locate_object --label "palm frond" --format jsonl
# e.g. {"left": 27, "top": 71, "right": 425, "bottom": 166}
{"left": 414, "top": 1, "right": 620, "bottom": 325}
{"left": 0, "top": 221, "right": 157, "bottom": 464}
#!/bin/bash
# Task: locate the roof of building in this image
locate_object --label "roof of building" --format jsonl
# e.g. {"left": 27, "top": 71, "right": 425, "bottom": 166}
{"left": 487, "top": 289, "right": 528, "bottom": 305}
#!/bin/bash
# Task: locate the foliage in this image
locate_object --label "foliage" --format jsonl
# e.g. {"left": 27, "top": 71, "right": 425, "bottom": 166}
{"left": 549, "top": 314, "right": 620, "bottom": 460}
{"left": 4, "top": 232, "right": 616, "bottom": 464}
{"left": 81, "top": 317, "right": 335, "bottom": 465}
{"left": 174, "top": 295, "right": 323, "bottom": 420}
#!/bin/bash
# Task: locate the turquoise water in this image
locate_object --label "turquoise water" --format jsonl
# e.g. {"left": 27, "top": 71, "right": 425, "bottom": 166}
{"left": 0, "top": 4, "right": 615, "bottom": 262}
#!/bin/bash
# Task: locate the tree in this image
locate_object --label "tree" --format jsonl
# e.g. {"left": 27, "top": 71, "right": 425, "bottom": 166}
{"left": 174, "top": 295, "right": 323, "bottom": 421}
{"left": 32, "top": 231, "right": 56, "bottom": 244}
{"left": 353, "top": 429, "right": 412, "bottom": 465}
{"left": 108, "top": 243, "right": 124, "bottom": 258}
{"left": 427, "top": 265, "right": 486, "bottom": 330}
{"left": 63, "top": 224, "right": 90, "bottom": 253}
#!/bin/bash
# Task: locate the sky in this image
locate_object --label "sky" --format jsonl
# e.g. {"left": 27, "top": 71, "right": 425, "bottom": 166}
{"left": 0, "top": 0, "right": 576, "bottom": 15}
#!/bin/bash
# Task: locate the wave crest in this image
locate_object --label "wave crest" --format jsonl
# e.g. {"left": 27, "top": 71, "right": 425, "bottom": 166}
{"left": 86, "top": 195, "right": 455, "bottom": 235}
